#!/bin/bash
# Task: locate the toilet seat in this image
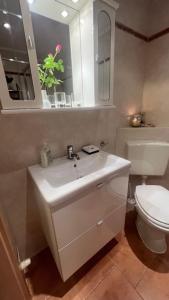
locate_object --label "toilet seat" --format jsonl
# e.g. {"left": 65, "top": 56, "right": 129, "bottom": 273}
{"left": 136, "top": 199, "right": 169, "bottom": 231}
{"left": 135, "top": 185, "right": 169, "bottom": 230}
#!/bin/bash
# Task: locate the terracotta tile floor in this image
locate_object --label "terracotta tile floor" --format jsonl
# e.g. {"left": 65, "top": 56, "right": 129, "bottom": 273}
{"left": 26, "top": 211, "right": 169, "bottom": 300}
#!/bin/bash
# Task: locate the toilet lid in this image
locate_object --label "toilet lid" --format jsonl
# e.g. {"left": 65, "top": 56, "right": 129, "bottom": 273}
{"left": 135, "top": 185, "right": 169, "bottom": 225}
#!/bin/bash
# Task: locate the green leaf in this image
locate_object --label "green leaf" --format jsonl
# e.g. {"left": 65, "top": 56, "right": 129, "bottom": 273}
{"left": 38, "top": 49, "right": 65, "bottom": 89}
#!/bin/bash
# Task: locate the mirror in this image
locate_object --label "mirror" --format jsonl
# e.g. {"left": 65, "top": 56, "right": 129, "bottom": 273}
{"left": 29, "top": 0, "right": 84, "bottom": 108}
{"left": 0, "top": 0, "right": 35, "bottom": 100}
{"left": 98, "top": 10, "right": 111, "bottom": 102}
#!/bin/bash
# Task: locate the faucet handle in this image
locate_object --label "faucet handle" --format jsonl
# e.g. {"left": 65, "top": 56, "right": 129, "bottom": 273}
{"left": 100, "top": 141, "right": 109, "bottom": 148}
{"left": 74, "top": 153, "right": 80, "bottom": 160}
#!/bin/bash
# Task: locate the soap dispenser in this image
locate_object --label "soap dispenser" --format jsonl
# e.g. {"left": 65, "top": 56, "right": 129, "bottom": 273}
{"left": 40, "top": 143, "right": 53, "bottom": 168}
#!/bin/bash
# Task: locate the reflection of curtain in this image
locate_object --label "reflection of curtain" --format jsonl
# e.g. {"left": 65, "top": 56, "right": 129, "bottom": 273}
{"left": 98, "top": 59, "right": 110, "bottom": 101}
{"left": 6, "top": 73, "right": 34, "bottom": 100}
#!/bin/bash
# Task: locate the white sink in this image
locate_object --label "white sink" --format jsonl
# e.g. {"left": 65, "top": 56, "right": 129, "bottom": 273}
{"left": 28, "top": 151, "right": 131, "bottom": 208}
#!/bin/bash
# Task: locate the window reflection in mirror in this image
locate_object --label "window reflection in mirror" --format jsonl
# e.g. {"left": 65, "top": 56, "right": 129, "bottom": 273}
{"left": 29, "top": 0, "right": 83, "bottom": 108}
{"left": 98, "top": 10, "right": 111, "bottom": 102}
{"left": 0, "top": 0, "right": 35, "bottom": 100}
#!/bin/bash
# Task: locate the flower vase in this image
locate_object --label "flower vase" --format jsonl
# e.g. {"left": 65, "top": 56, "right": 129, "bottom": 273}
{"left": 47, "top": 87, "right": 56, "bottom": 108}
{"left": 41, "top": 90, "right": 51, "bottom": 108}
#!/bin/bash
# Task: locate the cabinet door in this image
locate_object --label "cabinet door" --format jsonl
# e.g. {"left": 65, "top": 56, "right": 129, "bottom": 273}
{"left": 59, "top": 205, "right": 126, "bottom": 281}
{"left": 94, "top": 0, "right": 116, "bottom": 106}
{"left": 52, "top": 170, "right": 129, "bottom": 249}
{"left": 0, "top": 0, "right": 42, "bottom": 109}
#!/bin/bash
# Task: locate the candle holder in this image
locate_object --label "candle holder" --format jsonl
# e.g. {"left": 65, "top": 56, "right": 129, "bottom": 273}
{"left": 130, "top": 114, "right": 142, "bottom": 127}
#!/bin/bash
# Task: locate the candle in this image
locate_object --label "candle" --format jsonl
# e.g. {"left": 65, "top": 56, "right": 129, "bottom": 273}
{"left": 131, "top": 114, "right": 141, "bottom": 127}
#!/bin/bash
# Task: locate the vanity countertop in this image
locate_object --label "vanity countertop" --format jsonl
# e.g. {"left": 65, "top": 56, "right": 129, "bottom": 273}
{"left": 28, "top": 151, "right": 131, "bottom": 208}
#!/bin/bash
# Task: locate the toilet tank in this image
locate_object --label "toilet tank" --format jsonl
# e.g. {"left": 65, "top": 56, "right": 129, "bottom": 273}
{"left": 127, "top": 140, "right": 169, "bottom": 176}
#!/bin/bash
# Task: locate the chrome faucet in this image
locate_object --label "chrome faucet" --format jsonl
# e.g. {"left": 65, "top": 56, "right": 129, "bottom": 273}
{"left": 67, "top": 145, "right": 80, "bottom": 160}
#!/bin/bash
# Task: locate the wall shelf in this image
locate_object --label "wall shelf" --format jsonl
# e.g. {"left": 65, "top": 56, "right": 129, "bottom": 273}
{"left": 0, "top": 105, "right": 116, "bottom": 115}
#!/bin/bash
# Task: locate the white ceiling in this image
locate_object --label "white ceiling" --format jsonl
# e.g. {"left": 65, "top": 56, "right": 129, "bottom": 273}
{"left": 30, "top": 0, "right": 88, "bottom": 24}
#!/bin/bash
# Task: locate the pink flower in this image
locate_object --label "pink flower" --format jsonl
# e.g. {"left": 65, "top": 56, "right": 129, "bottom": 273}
{"left": 55, "top": 44, "right": 62, "bottom": 54}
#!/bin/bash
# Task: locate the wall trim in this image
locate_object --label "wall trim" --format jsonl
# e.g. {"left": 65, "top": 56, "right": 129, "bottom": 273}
{"left": 115, "top": 21, "right": 169, "bottom": 42}
{"left": 115, "top": 22, "right": 148, "bottom": 41}
{"left": 148, "top": 27, "right": 169, "bottom": 41}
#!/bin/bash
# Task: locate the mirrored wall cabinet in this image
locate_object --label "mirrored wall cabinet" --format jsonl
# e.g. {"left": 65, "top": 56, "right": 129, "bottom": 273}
{"left": 0, "top": 0, "right": 42, "bottom": 109}
{"left": 0, "top": 0, "right": 119, "bottom": 111}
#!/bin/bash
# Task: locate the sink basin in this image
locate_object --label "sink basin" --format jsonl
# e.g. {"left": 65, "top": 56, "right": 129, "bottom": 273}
{"left": 28, "top": 151, "right": 130, "bottom": 208}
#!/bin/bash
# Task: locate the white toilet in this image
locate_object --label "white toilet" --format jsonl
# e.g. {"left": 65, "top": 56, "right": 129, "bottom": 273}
{"left": 127, "top": 140, "right": 169, "bottom": 254}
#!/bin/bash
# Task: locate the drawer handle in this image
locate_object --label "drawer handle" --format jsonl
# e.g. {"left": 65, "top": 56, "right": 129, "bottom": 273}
{"left": 109, "top": 173, "right": 119, "bottom": 180}
{"left": 96, "top": 182, "right": 104, "bottom": 189}
{"left": 97, "top": 220, "right": 103, "bottom": 226}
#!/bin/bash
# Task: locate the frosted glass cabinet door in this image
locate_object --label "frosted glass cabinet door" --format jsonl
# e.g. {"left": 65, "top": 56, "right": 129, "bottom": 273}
{"left": 94, "top": 0, "right": 118, "bottom": 106}
{"left": 0, "top": 0, "right": 42, "bottom": 109}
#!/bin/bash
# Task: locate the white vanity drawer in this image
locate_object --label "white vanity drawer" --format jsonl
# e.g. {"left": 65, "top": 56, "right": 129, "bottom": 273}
{"left": 52, "top": 172, "right": 128, "bottom": 249}
{"left": 58, "top": 205, "right": 126, "bottom": 281}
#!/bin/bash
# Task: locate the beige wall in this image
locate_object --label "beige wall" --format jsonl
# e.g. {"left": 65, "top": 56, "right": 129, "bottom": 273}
{"left": 148, "top": 0, "right": 169, "bottom": 35}
{"left": 0, "top": 0, "right": 147, "bottom": 259}
{"left": 114, "top": 28, "right": 145, "bottom": 120}
{"left": 116, "top": 0, "right": 169, "bottom": 128}
{"left": 143, "top": 35, "right": 169, "bottom": 126}
{"left": 114, "top": 0, "right": 147, "bottom": 126}
{"left": 117, "top": 0, "right": 150, "bottom": 35}
{"left": 142, "top": 1, "right": 169, "bottom": 126}
{"left": 0, "top": 109, "right": 120, "bottom": 259}
{"left": 115, "top": 2, "right": 169, "bottom": 211}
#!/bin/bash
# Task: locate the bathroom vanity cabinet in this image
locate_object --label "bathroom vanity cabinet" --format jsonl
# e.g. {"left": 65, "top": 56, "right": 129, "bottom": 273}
{"left": 29, "top": 151, "right": 130, "bottom": 281}
{"left": 52, "top": 172, "right": 128, "bottom": 281}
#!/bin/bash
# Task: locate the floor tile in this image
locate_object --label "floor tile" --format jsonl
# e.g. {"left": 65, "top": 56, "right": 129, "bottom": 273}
{"left": 47, "top": 255, "right": 115, "bottom": 300}
{"left": 46, "top": 288, "right": 83, "bottom": 300}
{"left": 27, "top": 241, "right": 116, "bottom": 300}
{"left": 32, "top": 295, "right": 48, "bottom": 300}
{"left": 26, "top": 248, "right": 60, "bottom": 297}
{"left": 136, "top": 256, "right": 169, "bottom": 300}
{"left": 73, "top": 256, "right": 114, "bottom": 298}
{"left": 108, "top": 236, "right": 156, "bottom": 287}
{"left": 27, "top": 211, "right": 169, "bottom": 300}
{"left": 108, "top": 211, "right": 157, "bottom": 287}
{"left": 86, "top": 266, "right": 142, "bottom": 300}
